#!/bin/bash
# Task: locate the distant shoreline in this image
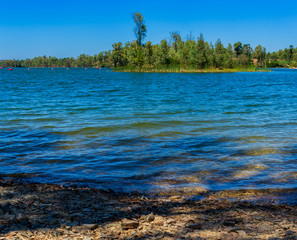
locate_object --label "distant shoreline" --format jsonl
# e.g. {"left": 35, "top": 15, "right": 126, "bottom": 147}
{"left": 0, "top": 67, "right": 271, "bottom": 73}
{"left": 115, "top": 67, "right": 271, "bottom": 73}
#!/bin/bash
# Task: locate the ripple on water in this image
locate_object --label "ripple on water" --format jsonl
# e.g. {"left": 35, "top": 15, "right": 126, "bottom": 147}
{"left": 0, "top": 68, "right": 297, "bottom": 194}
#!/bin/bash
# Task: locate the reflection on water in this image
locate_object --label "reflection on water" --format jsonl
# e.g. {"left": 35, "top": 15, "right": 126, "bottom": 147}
{"left": 0, "top": 68, "right": 297, "bottom": 194}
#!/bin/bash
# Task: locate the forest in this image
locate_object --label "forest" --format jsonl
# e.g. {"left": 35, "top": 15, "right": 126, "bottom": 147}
{"left": 0, "top": 13, "right": 296, "bottom": 70}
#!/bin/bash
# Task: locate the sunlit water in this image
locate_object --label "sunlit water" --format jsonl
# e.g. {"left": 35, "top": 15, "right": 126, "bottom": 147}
{"left": 0, "top": 68, "right": 297, "bottom": 194}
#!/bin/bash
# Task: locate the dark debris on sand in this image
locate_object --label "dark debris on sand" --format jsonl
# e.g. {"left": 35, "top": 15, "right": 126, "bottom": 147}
{"left": 0, "top": 178, "right": 296, "bottom": 239}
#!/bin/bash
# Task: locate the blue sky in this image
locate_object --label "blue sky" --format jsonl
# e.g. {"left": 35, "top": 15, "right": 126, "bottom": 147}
{"left": 1, "top": 0, "right": 297, "bottom": 59}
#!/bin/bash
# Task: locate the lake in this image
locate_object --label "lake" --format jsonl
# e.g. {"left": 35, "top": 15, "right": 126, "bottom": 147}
{"left": 0, "top": 68, "right": 297, "bottom": 195}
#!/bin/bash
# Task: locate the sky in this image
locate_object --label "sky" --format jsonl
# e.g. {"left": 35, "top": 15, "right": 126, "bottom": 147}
{"left": 1, "top": 0, "right": 297, "bottom": 59}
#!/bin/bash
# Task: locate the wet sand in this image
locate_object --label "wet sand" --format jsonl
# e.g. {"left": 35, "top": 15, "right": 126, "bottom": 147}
{"left": 0, "top": 178, "right": 296, "bottom": 240}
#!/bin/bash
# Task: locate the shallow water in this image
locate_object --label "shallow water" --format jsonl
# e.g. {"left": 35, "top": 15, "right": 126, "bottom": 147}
{"left": 0, "top": 68, "right": 297, "bottom": 194}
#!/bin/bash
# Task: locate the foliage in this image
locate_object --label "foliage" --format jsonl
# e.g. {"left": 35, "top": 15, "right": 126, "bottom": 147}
{"left": 132, "top": 12, "right": 147, "bottom": 47}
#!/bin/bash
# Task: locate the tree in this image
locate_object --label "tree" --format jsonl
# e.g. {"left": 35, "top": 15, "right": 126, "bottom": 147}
{"left": 136, "top": 46, "right": 144, "bottom": 66}
{"left": 289, "top": 45, "right": 294, "bottom": 61}
{"left": 126, "top": 41, "right": 138, "bottom": 66}
{"left": 144, "top": 41, "right": 153, "bottom": 65}
{"left": 214, "top": 39, "right": 225, "bottom": 68}
{"left": 224, "top": 43, "right": 234, "bottom": 68}
{"left": 112, "top": 42, "right": 125, "bottom": 67}
{"left": 253, "top": 45, "right": 266, "bottom": 67}
{"left": 170, "top": 32, "right": 182, "bottom": 52}
{"left": 159, "top": 39, "right": 170, "bottom": 66}
{"left": 181, "top": 40, "right": 192, "bottom": 67}
{"left": 188, "top": 40, "right": 198, "bottom": 67}
{"left": 207, "top": 42, "right": 215, "bottom": 68}
{"left": 242, "top": 44, "right": 253, "bottom": 59}
{"left": 234, "top": 42, "right": 243, "bottom": 56}
{"left": 197, "top": 34, "right": 207, "bottom": 68}
{"left": 133, "top": 12, "right": 147, "bottom": 47}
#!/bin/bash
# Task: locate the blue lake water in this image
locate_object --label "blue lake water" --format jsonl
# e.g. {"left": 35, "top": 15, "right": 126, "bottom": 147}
{"left": 0, "top": 68, "right": 297, "bottom": 194}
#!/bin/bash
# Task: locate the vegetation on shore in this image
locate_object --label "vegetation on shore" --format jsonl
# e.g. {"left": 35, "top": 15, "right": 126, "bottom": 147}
{"left": 115, "top": 66, "right": 270, "bottom": 73}
{"left": 0, "top": 12, "right": 296, "bottom": 71}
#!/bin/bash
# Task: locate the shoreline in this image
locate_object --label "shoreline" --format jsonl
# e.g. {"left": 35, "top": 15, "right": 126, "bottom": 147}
{"left": 114, "top": 68, "right": 271, "bottom": 73}
{"left": 0, "top": 67, "right": 275, "bottom": 73}
{"left": 0, "top": 178, "right": 296, "bottom": 239}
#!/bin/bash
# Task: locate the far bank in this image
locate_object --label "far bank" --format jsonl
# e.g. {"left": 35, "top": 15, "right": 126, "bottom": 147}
{"left": 114, "top": 66, "right": 271, "bottom": 73}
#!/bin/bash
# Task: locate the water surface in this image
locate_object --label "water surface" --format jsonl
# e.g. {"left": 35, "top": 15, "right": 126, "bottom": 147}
{"left": 1, "top": 68, "right": 297, "bottom": 194}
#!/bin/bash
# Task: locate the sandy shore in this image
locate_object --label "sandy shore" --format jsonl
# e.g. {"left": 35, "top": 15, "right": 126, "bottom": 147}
{"left": 0, "top": 178, "right": 296, "bottom": 240}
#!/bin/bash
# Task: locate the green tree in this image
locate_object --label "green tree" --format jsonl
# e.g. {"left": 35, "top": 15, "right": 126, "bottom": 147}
{"left": 170, "top": 32, "right": 182, "bottom": 52}
{"left": 289, "top": 45, "right": 294, "bottom": 61}
{"left": 223, "top": 43, "right": 234, "bottom": 68}
{"left": 234, "top": 42, "right": 243, "bottom": 56}
{"left": 214, "top": 39, "right": 225, "bottom": 68}
{"left": 112, "top": 42, "right": 125, "bottom": 67}
{"left": 136, "top": 46, "right": 144, "bottom": 66}
{"left": 126, "top": 41, "right": 138, "bottom": 66}
{"left": 144, "top": 41, "right": 153, "bottom": 66}
{"left": 197, "top": 34, "right": 207, "bottom": 69}
{"left": 188, "top": 40, "right": 198, "bottom": 67}
{"left": 159, "top": 39, "right": 170, "bottom": 66}
{"left": 207, "top": 42, "right": 215, "bottom": 68}
{"left": 253, "top": 45, "right": 266, "bottom": 67}
{"left": 133, "top": 12, "right": 147, "bottom": 47}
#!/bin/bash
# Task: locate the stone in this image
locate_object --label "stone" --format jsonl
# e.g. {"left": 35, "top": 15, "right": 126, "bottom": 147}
{"left": 153, "top": 216, "right": 164, "bottom": 226}
{"left": 221, "top": 232, "right": 238, "bottom": 240}
{"left": 166, "top": 219, "right": 176, "bottom": 224}
{"left": 146, "top": 213, "right": 155, "bottom": 222}
{"left": 223, "top": 220, "right": 236, "bottom": 227}
{"left": 286, "top": 231, "right": 296, "bottom": 236}
{"left": 199, "top": 230, "right": 217, "bottom": 238}
{"left": 150, "top": 229, "right": 163, "bottom": 238}
{"left": 82, "top": 224, "right": 98, "bottom": 230}
{"left": 131, "top": 204, "right": 142, "bottom": 212}
{"left": 121, "top": 219, "right": 139, "bottom": 230}
{"left": 186, "top": 223, "right": 203, "bottom": 230}
{"left": 236, "top": 230, "right": 247, "bottom": 238}
{"left": 258, "top": 224, "right": 273, "bottom": 233}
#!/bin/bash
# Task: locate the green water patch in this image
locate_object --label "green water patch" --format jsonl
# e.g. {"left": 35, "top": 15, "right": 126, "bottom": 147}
{"left": 240, "top": 148, "right": 281, "bottom": 156}
{"left": 58, "top": 126, "right": 122, "bottom": 136}
{"left": 236, "top": 135, "right": 272, "bottom": 143}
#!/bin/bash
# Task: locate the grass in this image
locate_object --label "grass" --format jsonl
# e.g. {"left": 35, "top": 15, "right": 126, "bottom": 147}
{"left": 114, "top": 66, "right": 271, "bottom": 73}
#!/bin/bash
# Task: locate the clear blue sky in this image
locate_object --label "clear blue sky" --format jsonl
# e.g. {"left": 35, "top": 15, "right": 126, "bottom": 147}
{"left": 1, "top": 0, "right": 297, "bottom": 59}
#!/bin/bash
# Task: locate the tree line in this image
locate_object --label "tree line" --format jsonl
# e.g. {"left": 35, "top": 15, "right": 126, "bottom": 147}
{"left": 0, "top": 53, "right": 112, "bottom": 68}
{"left": 0, "top": 13, "right": 296, "bottom": 69}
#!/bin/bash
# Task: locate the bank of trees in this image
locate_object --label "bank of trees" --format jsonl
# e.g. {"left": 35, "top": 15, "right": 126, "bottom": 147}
{"left": 1, "top": 13, "right": 296, "bottom": 69}
{"left": 0, "top": 37, "right": 272, "bottom": 69}
{"left": 267, "top": 45, "right": 297, "bottom": 67}
{"left": 0, "top": 52, "right": 113, "bottom": 68}
{"left": 1, "top": 38, "right": 295, "bottom": 70}
{"left": 109, "top": 35, "right": 297, "bottom": 70}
